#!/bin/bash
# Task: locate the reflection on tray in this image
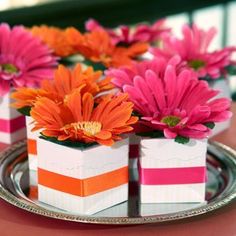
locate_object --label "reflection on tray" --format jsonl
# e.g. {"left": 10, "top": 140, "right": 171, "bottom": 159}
{"left": 23, "top": 166, "right": 219, "bottom": 217}
{"left": 140, "top": 202, "right": 206, "bottom": 216}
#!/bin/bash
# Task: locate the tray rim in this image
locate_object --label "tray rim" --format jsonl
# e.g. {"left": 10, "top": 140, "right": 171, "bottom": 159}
{"left": 0, "top": 140, "right": 236, "bottom": 225}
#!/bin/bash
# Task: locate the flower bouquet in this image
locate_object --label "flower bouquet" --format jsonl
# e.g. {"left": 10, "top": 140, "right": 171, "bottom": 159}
{"left": 0, "top": 23, "right": 58, "bottom": 144}
{"left": 29, "top": 88, "right": 137, "bottom": 214}
{"left": 108, "top": 56, "right": 232, "bottom": 203}
{"left": 12, "top": 64, "right": 113, "bottom": 172}
{"left": 150, "top": 24, "right": 236, "bottom": 135}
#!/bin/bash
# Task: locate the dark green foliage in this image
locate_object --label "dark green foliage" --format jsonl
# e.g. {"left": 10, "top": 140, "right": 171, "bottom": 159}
{"left": 17, "top": 106, "right": 31, "bottom": 116}
{"left": 40, "top": 135, "right": 97, "bottom": 149}
{"left": 174, "top": 136, "right": 190, "bottom": 144}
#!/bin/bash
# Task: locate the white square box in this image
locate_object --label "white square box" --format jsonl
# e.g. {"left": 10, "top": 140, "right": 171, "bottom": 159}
{"left": 37, "top": 138, "right": 129, "bottom": 215}
{"left": 139, "top": 138, "right": 207, "bottom": 203}
{"left": 0, "top": 92, "right": 26, "bottom": 144}
{"left": 209, "top": 79, "right": 231, "bottom": 136}
{"left": 26, "top": 116, "right": 39, "bottom": 172}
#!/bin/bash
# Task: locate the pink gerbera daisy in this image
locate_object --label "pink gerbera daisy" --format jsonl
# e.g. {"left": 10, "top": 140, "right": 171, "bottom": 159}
{"left": 151, "top": 24, "right": 236, "bottom": 79}
{"left": 107, "top": 57, "right": 232, "bottom": 140}
{"left": 0, "top": 23, "right": 58, "bottom": 96}
{"left": 106, "top": 55, "right": 191, "bottom": 90}
{"left": 85, "top": 18, "right": 170, "bottom": 46}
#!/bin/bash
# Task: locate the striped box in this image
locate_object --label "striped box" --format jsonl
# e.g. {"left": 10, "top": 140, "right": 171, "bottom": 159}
{"left": 139, "top": 138, "right": 207, "bottom": 203}
{"left": 209, "top": 79, "right": 231, "bottom": 136}
{"left": 37, "top": 138, "right": 129, "bottom": 215}
{"left": 0, "top": 92, "right": 26, "bottom": 144}
{"left": 26, "top": 116, "right": 38, "bottom": 172}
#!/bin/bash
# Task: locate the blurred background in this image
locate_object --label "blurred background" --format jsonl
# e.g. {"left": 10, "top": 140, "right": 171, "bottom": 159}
{"left": 1, "top": 0, "right": 236, "bottom": 97}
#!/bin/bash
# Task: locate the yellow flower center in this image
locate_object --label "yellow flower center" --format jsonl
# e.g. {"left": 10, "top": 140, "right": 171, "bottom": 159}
{"left": 188, "top": 59, "right": 205, "bottom": 70}
{"left": 64, "top": 94, "right": 70, "bottom": 104}
{"left": 161, "top": 115, "right": 181, "bottom": 127}
{"left": 63, "top": 121, "right": 102, "bottom": 136}
{"left": 100, "top": 54, "right": 112, "bottom": 64}
{"left": 1, "top": 63, "right": 19, "bottom": 74}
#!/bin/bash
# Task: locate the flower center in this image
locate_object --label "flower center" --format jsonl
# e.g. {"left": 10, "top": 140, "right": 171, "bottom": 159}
{"left": 63, "top": 121, "right": 102, "bottom": 136}
{"left": 188, "top": 59, "right": 205, "bottom": 70}
{"left": 161, "top": 115, "right": 181, "bottom": 127}
{"left": 1, "top": 63, "right": 19, "bottom": 74}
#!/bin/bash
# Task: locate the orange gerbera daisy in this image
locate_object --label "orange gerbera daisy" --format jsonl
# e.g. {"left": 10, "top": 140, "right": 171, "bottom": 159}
{"left": 41, "top": 64, "right": 113, "bottom": 100}
{"left": 31, "top": 91, "right": 138, "bottom": 146}
{"left": 11, "top": 87, "right": 51, "bottom": 109}
{"left": 66, "top": 29, "right": 113, "bottom": 64}
{"left": 111, "top": 42, "right": 149, "bottom": 67}
{"left": 31, "top": 25, "right": 80, "bottom": 57}
{"left": 11, "top": 63, "right": 114, "bottom": 111}
{"left": 66, "top": 28, "right": 148, "bottom": 68}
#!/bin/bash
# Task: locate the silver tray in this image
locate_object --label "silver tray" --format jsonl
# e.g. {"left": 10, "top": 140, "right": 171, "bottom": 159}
{"left": 0, "top": 140, "right": 236, "bottom": 225}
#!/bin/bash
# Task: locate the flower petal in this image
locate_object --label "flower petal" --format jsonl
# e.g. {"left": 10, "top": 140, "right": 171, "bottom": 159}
{"left": 95, "top": 130, "right": 112, "bottom": 140}
{"left": 163, "top": 128, "right": 177, "bottom": 139}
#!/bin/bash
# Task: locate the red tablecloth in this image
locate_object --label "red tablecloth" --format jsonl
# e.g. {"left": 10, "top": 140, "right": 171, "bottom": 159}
{"left": 0, "top": 105, "right": 236, "bottom": 236}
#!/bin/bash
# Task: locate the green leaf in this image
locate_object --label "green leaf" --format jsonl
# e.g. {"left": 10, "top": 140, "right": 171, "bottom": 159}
{"left": 59, "top": 54, "right": 84, "bottom": 66}
{"left": 131, "top": 110, "right": 142, "bottom": 118}
{"left": 225, "top": 65, "right": 236, "bottom": 75}
{"left": 200, "top": 76, "right": 224, "bottom": 82}
{"left": 40, "top": 135, "right": 97, "bottom": 150}
{"left": 117, "top": 42, "right": 130, "bottom": 47}
{"left": 232, "top": 91, "right": 236, "bottom": 101}
{"left": 17, "top": 106, "right": 31, "bottom": 116}
{"left": 137, "top": 130, "right": 164, "bottom": 139}
{"left": 204, "top": 122, "right": 215, "bottom": 129}
{"left": 59, "top": 58, "right": 76, "bottom": 67}
{"left": 174, "top": 136, "right": 190, "bottom": 144}
{"left": 83, "top": 59, "right": 106, "bottom": 71}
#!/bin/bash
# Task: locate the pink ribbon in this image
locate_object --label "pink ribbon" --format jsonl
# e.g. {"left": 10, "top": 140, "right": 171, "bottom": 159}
{"left": 139, "top": 166, "right": 206, "bottom": 185}
{"left": 129, "top": 144, "right": 139, "bottom": 159}
{"left": 0, "top": 116, "right": 26, "bottom": 133}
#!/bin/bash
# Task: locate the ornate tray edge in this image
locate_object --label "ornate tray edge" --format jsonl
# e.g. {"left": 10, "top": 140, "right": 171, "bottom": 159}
{"left": 0, "top": 140, "right": 236, "bottom": 225}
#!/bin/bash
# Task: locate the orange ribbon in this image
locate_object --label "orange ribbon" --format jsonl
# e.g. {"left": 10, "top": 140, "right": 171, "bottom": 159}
{"left": 38, "top": 166, "right": 128, "bottom": 197}
{"left": 27, "top": 139, "right": 37, "bottom": 155}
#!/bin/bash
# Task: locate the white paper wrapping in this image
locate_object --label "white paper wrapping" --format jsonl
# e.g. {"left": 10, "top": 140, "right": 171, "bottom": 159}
{"left": 26, "top": 116, "right": 39, "bottom": 171}
{"left": 0, "top": 92, "right": 26, "bottom": 144}
{"left": 139, "top": 138, "right": 207, "bottom": 203}
{"left": 37, "top": 138, "right": 129, "bottom": 215}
